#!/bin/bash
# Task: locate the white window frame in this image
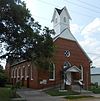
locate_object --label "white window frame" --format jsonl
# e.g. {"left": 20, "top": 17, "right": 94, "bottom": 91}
{"left": 14, "top": 69, "right": 16, "bottom": 78}
{"left": 30, "top": 66, "right": 33, "bottom": 80}
{"left": 80, "top": 65, "right": 83, "bottom": 81}
{"left": 11, "top": 69, "right": 14, "bottom": 78}
{"left": 17, "top": 67, "right": 20, "bottom": 78}
{"left": 25, "top": 66, "right": 27, "bottom": 80}
{"left": 21, "top": 67, "right": 23, "bottom": 79}
{"left": 49, "top": 63, "right": 55, "bottom": 81}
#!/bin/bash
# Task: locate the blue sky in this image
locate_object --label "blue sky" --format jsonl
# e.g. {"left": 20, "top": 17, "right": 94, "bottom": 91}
{"left": 23, "top": 0, "right": 100, "bottom": 67}
{"left": 1, "top": 0, "right": 100, "bottom": 68}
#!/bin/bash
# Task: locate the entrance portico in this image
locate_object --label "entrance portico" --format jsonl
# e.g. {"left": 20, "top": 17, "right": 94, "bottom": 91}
{"left": 64, "top": 65, "right": 82, "bottom": 87}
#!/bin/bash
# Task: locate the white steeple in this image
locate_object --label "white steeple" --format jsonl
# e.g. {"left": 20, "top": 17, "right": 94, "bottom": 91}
{"left": 52, "top": 6, "right": 76, "bottom": 41}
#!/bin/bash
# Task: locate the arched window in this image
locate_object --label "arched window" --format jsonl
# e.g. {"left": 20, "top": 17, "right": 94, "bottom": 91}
{"left": 64, "top": 17, "right": 66, "bottom": 22}
{"left": 63, "top": 61, "right": 71, "bottom": 69}
{"left": 49, "top": 63, "right": 55, "bottom": 80}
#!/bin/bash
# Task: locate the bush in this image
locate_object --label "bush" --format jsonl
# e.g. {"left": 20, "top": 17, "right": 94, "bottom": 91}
{"left": 90, "top": 87, "right": 100, "bottom": 94}
{"left": 0, "top": 72, "right": 7, "bottom": 87}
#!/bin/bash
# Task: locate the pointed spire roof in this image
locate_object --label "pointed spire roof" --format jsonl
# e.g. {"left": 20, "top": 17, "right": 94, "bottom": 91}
{"left": 55, "top": 8, "right": 64, "bottom": 15}
{"left": 51, "top": 6, "right": 71, "bottom": 22}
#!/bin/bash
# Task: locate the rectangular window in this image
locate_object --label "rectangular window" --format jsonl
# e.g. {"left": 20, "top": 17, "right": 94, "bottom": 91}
{"left": 49, "top": 63, "right": 55, "bottom": 80}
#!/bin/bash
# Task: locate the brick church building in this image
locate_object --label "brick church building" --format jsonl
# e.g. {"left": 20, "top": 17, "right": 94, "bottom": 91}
{"left": 5, "top": 7, "right": 92, "bottom": 90}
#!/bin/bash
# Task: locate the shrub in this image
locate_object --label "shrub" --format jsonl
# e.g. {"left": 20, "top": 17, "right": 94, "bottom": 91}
{"left": 0, "top": 72, "right": 7, "bottom": 87}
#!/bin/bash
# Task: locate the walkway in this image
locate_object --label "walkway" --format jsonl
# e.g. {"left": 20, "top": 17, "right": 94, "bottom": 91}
{"left": 16, "top": 88, "right": 66, "bottom": 101}
{"left": 13, "top": 88, "right": 100, "bottom": 101}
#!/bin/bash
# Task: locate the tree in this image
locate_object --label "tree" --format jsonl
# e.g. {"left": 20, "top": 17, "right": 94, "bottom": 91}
{"left": 0, "top": 0, "right": 55, "bottom": 68}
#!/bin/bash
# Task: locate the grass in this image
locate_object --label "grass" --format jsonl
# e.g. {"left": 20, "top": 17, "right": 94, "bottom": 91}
{"left": 0, "top": 87, "right": 12, "bottom": 101}
{"left": 45, "top": 88, "right": 93, "bottom": 100}
{"left": 0, "top": 86, "right": 25, "bottom": 101}
{"left": 90, "top": 86, "right": 100, "bottom": 94}
{"left": 44, "top": 89, "right": 80, "bottom": 96}
{"left": 65, "top": 95, "right": 93, "bottom": 99}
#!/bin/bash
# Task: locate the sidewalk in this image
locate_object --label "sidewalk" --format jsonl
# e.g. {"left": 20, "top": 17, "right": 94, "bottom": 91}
{"left": 12, "top": 88, "right": 100, "bottom": 101}
{"left": 15, "top": 88, "right": 66, "bottom": 101}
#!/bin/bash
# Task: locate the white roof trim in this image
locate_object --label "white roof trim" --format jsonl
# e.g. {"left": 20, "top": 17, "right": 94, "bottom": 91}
{"left": 53, "top": 28, "right": 76, "bottom": 42}
{"left": 63, "top": 6, "right": 72, "bottom": 20}
{"left": 66, "top": 65, "right": 81, "bottom": 73}
{"left": 53, "top": 28, "right": 91, "bottom": 62}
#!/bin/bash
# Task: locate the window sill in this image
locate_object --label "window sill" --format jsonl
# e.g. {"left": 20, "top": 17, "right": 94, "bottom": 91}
{"left": 31, "top": 78, "right": 33, "bottom": 80}
{"left": 49, "top": 79, "right": 55, "bottom": 81}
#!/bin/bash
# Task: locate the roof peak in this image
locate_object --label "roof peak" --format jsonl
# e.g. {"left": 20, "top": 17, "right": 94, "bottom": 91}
{"left": 55, "top": 7, "right": 64, "bottom": 15}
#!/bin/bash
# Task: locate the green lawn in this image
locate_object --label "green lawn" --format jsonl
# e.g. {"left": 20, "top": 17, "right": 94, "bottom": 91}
{"left": 90, "top": 86, "right": 100, "bottom": 94}
{"left": 0, "top": 87, "right": 26, "bottom": 101}
{"left": 45, "top": 88, "right": 93, "bottom": 99}
{"left": 44, "top": 89, "right": 80, "bottom": 96}
{"left": 0, "top": 87, "right": 12, "bottom": 101}
{"left": 65, "top": 95, "right": 93, "bottom": 99}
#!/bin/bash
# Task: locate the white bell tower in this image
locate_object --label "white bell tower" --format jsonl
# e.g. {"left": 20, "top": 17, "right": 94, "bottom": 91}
{"left": 52, "top": 6, "right": 76, "bottom": 41}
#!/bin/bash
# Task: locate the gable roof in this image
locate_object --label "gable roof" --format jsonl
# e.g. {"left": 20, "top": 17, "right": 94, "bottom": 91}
{"left": 53, "top": 28, "right": 76, "bottom": 41}
{"left": 53, "top": 28, "right": 92, "bottom": 62}
{"left": 66, "top": 65, "right": 81, "bottom": 73}
{"left": 91, "top": 68, "right": 100, "bottom": 75}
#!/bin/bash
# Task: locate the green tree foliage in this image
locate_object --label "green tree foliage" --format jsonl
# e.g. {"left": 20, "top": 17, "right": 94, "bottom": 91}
{"left": 0, "top": 0, "right": 55, "bottom": 68}
{"left": 0, "top": 65, "right": 7, "bottom": 86}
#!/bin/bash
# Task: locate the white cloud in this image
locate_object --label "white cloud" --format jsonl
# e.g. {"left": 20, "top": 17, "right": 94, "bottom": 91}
{"left": 70, "top": 24, "right": 80, "bottom": 34}
{"left": 81, "top": 18, "right": 100, "bottom": 38}
{"left": 79, "top": 18, "right": 100, "bottom": 67}
{"left": 70, "top": 21, "right": 100, "bottom": 67}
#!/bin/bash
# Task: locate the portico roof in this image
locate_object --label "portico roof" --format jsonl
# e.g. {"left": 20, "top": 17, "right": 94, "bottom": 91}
{"left": 66, "top": 66, "right": 81, "bottom": 73}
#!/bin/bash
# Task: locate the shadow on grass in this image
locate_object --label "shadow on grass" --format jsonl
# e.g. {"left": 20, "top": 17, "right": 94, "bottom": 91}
{"left": 44, "top": 88, "right": 80, "bottom": 96}
{"left": 65, "top": 95, "right": 94, "bottom": 99}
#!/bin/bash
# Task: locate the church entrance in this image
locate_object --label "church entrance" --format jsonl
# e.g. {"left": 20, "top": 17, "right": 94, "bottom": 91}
{"left": 71, "top": 72, "right": 81, "bottom": 84}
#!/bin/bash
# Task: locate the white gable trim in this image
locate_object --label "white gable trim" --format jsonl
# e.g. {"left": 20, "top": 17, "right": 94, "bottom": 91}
{"left": 53, "top": 28, "right": 76, "bottom": 42}
{"left": 53, "top": 28, "right": 91, "bottom": 62}
{"left": 51, "top": 9, "right": 59, "bottom": 22}
{"left": 66, "top": 65, "right": 81, "bottom": 73}
{"left": 62, "top": 6, "right": 72, "bottom": 20}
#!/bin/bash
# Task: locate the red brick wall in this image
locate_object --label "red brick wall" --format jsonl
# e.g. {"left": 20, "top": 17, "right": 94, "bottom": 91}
{"left": 53, "top": 38, "right": 91, "bottom": 89}
{"left": 6, "top": 37, "right": 91, "bottom": 89}
{"left": 8, "top": 61, "right": 39, "bottom": 89}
